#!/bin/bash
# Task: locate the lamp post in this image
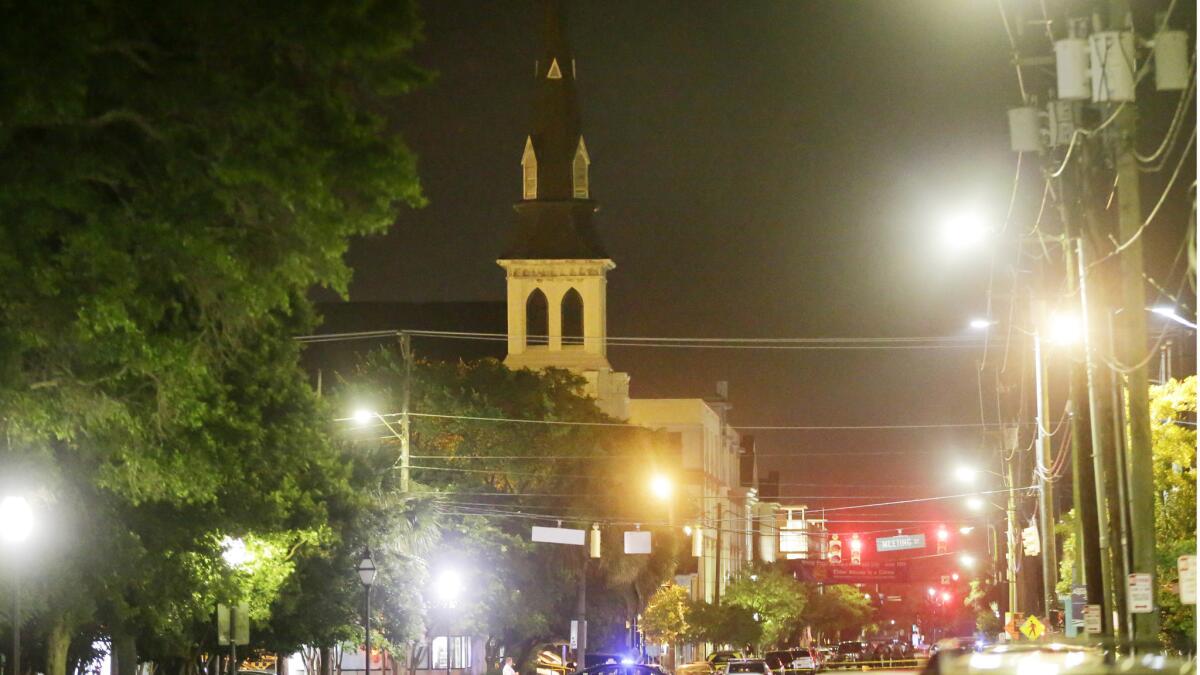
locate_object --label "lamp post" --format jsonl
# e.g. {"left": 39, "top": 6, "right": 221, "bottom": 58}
{"left": 1, "top": 496, "right": 32, "bottom": 675}
{"left": 357, "top": 549, "right": 377, "bottom": 675}
{"left": 649, "top": 473, "right": 674, "bottom": 525}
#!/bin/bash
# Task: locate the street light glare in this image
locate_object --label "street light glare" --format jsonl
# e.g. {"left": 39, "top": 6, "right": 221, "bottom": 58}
{"left": 959, "top": 554, "right": 976, "bottom": 568}
{"left": 959, "top": 526, "right": 975, "bottom": 535}
{"left": 0, "top": 496, "right": 32, "bottom": 544}
{"left": 649, "top": 474, "right": 673, "bottom": 500}
{"left": 220, "top": 536, "right": 254, "bottom": 568}
{"left": 968, "top": 318, "right": 993, "bottom": 330}
{"left": 352, "top": 409, "right": 377, "bottom": 425}
{"left": 966, "top": 497, "right": 984, "bottom": 511}
{"left": 1046, "top": 313, "right": 1082, "bottom": 346}
{"left": 953, "top": 466, "right": 978, "bottom": 484}
{"left": 436, "top": 569, "right": 465, "bottom": 605}
{"left": 938, "top": 211, "right": 990, "bottom": 255}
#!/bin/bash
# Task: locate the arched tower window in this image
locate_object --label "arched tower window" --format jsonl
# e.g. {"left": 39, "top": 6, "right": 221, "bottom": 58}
{"left": 573, "top": 137, "right": 590, "bottom": 199}
{"left": 562, "top": 288, "right": 584, "bottom": 345}
{"left": 522, "top": 136, "right": 538, "bottom": 200}
{"left": 526, "top": 288, "right": 548, "bottom": 346}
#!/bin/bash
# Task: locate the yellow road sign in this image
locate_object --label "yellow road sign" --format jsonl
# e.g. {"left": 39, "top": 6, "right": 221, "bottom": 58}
{"left": 1020, "top": 615, "right": 1045, "bottom": 640}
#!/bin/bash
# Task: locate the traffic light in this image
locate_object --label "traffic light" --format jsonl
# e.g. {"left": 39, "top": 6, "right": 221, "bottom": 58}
{"left": 849, "top": 534, "right": 862, "bottom": 565}
{"left": 1022, "top": 524, "right": 1041, "bottom": 556}
{"left": 936, "top": 526, "right": 949, "bottom": 555}
{"left": 829, "top": 534, "right": 843, "bottom": 564}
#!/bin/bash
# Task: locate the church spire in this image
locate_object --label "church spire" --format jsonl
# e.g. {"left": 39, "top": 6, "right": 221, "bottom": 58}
{"left": 502, "top": 0, "right": 606, "bottom": 260}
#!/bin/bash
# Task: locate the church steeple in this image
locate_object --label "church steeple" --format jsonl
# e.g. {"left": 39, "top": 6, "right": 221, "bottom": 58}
{"left": 502, "top": 0, "right": 606, "bottom": 260}
{"left": 497, "top": 0, "right": 628, "bottom": 420}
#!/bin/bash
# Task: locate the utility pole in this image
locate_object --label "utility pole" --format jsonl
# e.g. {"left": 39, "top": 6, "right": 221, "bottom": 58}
{"left": 1005, "top": 439, "right": 1019, "bottom": 616}
{"left": 1106, "top": 0, "right": 1159, "bottom": 644}
{"left": 1057, "top": 163, "right": 1106, "bottom": 619}
{"left": 399, "top": 331, "right": 412, "bottom": 492}
{"left": 1031, "top": 304, "right": 1059, "bottom": 617}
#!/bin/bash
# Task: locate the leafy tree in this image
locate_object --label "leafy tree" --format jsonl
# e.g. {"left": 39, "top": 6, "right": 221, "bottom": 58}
{"left": 642, "top": 585, "right": 689, "bottom": 669}
{"left": 684, "top": 602, "right": 761, "bottom": 651}
{"left": 722, "top": 566, "right": 807, "bottom": 649}
{"left": 0, "top": 0, "right": 427, "bottom": 671}
{"left": 800, "top": 584, "right": 873, "bottom": 644}
{"left": 332, "top": 352, "right": 678, "bottom": 668}
{"left": 1149, "top": 377, "right": 1196, "bottom": 652}
{"left": 1055, "top": 377, "right": 1196, "bottom": 651}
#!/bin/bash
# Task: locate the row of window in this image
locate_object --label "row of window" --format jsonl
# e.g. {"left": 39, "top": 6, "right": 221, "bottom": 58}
{"left": 521, "top": 138, "right": 590, "bottom": 200}
{"left": 413, "top": 636, "right": 472, "bottom": 670}
{"left": 525, "top": 288, "right": 583, "bottom": 345}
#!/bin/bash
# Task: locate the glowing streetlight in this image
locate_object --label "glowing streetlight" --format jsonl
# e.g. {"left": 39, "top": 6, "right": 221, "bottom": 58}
{"left": 954, "top": 466, "right": 979, "bottom": 484}
{"left": 927, "top": 587, "right": 937, "bottom": 597}
{"left": 959, "top": 554, "right": 977, "bottom": 569}
{"left": 959, "top": 526, "right": 976, "bottom": 535}
{"left": 1045, "top": 313, "right": 1082, "bottom": 346}
{"left": 435, "top": 569, "right": 465, "bottom": 607}
{"left": 1, "top": 495, "right": 32, "bottom": 675}
{"left": 221, "top": 536, "right": 254, "bottom": 568}
{"left": 938, "top": 210, "right": 990, "bottom": 255}
{"left": 968, "top": 318, "right": 995, "bottom": 330}
{"left": 1150, "top": 306, "right": 1198, "bottom": 330}
{"left": 353, "top": 409, "right": 377, "bottom": 425}
{"left": 357, "top": 549, "right": 377, "bottom": 675}
{"left": 649, "top": 474, "right": 673, "bottom": 501}
{"left": 940, "top": 591, "right": 953, "bottom": 603}
{"left": 0, "top": 496, "right": 32, "bottom": 544}
{"left": 966, "top": 497, "right": 985, "bottom": 512}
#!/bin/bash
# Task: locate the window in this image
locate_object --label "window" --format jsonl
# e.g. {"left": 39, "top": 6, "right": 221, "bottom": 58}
{"left": 419, "top": 637, "right": 471, "bottom": 670}
{"left": 522, "top": 137, "right": 537, "bottom": 200}
{"left": 561, "top": 288, "right": 583, "bottom": 345}
{"left": 572, "top": 138, "right": 589, "bottom": 198}
{"left": 526, "top": 288, "right": 548, "bottom": 346}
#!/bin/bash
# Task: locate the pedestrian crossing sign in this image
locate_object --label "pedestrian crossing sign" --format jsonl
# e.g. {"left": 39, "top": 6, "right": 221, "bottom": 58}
{"left": 1020, "top": 615, "right": 1045, "bottom": 640}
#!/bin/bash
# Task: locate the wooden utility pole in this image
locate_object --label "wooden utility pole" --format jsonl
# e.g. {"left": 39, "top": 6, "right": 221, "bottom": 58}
{"left": 1106, "top": 0, "right": 1159, "bottom": 644}
{"left": 399, "top": 331, "right": 412, "bottom": 492}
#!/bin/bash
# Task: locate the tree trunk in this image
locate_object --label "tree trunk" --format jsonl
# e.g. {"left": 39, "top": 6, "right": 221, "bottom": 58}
{"left": 319, "top": 648, "right": 332, "bottom": 675}
{"left": 45, "top": 612, "right": 73, "bottom": 675}
{"left": 114, "top": 635, "right": 138, "bottom": 675}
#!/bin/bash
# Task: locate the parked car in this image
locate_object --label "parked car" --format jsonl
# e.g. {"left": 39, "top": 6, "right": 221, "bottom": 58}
{"left": 707, "top": 652, "right": 746, "bottom": 673}
{"left": 833, "top": 642, "right": 866, "bottom": 664}
{"left": 575, "top": 665, "right": 668, "bottom": 675}
{"left": 764, "top": 649, "right": 819, "bottom": 674}
{"left": 726, "top": 660, "right": 772, "bottom": 675}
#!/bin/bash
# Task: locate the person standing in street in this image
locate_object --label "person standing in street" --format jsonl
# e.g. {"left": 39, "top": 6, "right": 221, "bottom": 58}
{"left": 503, "top": 657, "right": 518, "bottom": 675}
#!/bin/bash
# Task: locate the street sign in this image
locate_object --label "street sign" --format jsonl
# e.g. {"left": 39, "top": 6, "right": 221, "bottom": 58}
{"left": 1066, "top": 585, "right": 1087, "bottom": 637}
{"left": 1084, "top": 604, "right": 1102, "bottom": 634}
{"left": 876, "top": 533, "right": 926, "bottom": 552}
{"left": 1179, "top": 555, "right": 1196, "bottom": 605}
{"left": 217, "top": 602, "right": 250, "bottom": 646}
{"left": 624, "top": 531, "right": 652, "bottom": 554}
{"left": 1127, "top": 573, "right": 1154, "bottom": 613}
{"left": 532, "top": 526, "right": 585, "bottom": 546}
{"left": 940, "top": 575, "right": 951, "bottom": 585}
{"left": 788, "top": 559, "right": 910, "bottom": 583}
{"left": 1019, "top": 615, "right": 1045, "bottom": 640}
{"left": 569, "top": 620, "right": 580, "bottom": 649}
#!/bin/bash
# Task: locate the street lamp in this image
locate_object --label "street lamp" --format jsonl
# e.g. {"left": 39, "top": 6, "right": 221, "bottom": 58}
{"left": 649, "top": 474, "right": 672, "bottom": 501}
{"left": 435, "top": 569, "right": 465, "bottom": 607}
{"left": 1149, "top": 306, "right": 1198, "bottom": 330}
{"left": 953, "top": 466, "right": 979, "bottom": 484}
{"left": 965, "top": 497, "right": 985, "bottom": 512}
{"left": 353, "top": 408, "right": 377, "bottom": 426}
{"left": 968, "top": 318, "right": 995, "bottom": 330}
{"left": 1, "top": 496, "right": 33, "bottom": 675}
{"left": 937, "top": 210, "right": 990, "bottom": 256}
{"left": 959, "top": 554, "right": 977, "bottom": 569}
{"left": 357, "top": 549, "right": 377, "bottom": 675}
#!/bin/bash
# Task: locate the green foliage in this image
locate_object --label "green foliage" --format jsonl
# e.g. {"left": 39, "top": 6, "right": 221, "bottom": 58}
{"left": 964, "top": 580, "right": 1003, "bottom": 635}
{"left": 1149, "top": 377, "right": 1196, "bottom": 652}
{"left": 332, "top": 352, "right": 678, "bottom": 657}
{"left": 642, "top": 584, "right": 690, "bottom": 646}
{"left": 0, "top": 0, "right": 427, "bottom": 670}
{"left": 722, "top": 566, "right": 807, "bottom": 648}
{"left": 800, "top": 584, "right": 874, "bottom": 639}
{"left": 684, "top": 601, "right": 761, "bottom": 649}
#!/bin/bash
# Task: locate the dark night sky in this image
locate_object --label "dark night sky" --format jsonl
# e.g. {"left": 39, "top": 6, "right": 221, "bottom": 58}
{"left": 326, "top": 1, "right": 1195, "bottom": 527}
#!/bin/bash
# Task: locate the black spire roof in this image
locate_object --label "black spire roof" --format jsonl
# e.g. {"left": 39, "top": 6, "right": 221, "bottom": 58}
{"left": 501, "top": 0, "right": 608, "bottom": 260}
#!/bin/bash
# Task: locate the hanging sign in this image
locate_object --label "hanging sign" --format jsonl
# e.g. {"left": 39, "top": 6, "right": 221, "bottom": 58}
{"left": 1179, "top": 555, "right": 1196, "bottom": 605}
{"left": 624, "top": 531, "right": 652, "bottom": 554}
{"left": 876, "top": 533, "right": 926, "bottom": 552}
{"left": 532, "top": 526, "right": 585, "bottom": 546}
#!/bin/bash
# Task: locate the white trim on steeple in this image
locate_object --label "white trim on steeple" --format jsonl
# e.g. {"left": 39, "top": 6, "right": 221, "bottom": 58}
{"left": 547, "top": 58, "right": 563, "bottom": 79}
{"left": 521, "top": 136, "right": 537, "bottom": 200}
{"left": 573, "top": 136, "right": 590, "bottom": 199}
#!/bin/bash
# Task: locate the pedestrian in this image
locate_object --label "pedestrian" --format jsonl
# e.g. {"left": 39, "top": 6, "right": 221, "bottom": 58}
{"left": 503, "top": 657, "right": 518, "bottom": 675}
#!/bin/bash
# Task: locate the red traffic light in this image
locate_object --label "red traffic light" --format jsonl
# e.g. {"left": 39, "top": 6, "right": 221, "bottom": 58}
{"left": 936, "top": 526, "right": 949, "bottom": 542}
{"left": 849, "top": 536, "right": 863, "bottom": 552}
